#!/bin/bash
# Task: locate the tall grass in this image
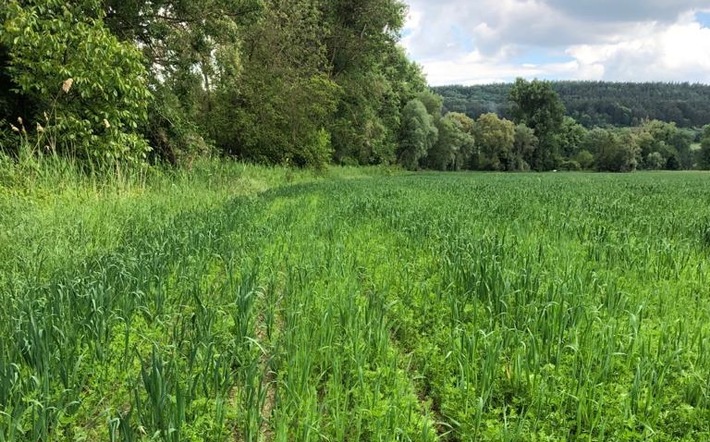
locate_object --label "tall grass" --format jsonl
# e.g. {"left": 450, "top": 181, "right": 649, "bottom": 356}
{"left": 1, "top": 164, "right": 709, "bottom": 440}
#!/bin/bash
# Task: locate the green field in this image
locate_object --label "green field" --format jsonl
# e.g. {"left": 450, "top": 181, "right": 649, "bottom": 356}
{"left": 1, "top": 167, "right": 710, "bottom": 441}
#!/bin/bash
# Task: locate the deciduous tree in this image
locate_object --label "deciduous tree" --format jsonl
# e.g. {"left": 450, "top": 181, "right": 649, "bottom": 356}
{"left": 425, "top": 112, "right": 475, "bottom": 171}
{"left": 509, "top": 78, "right": 566, "bottom": 171}
{"left": 587, "top": 128, "right": 639, "bottom": 172}
{"left": 398, "top": 99, "right": 437, "bottom": 170}
{"left": 473, "top": 113, "right": 515, "bottom": 171}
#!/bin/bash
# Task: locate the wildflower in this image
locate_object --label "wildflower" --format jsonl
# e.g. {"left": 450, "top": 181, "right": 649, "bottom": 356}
{"left": 62, "top": 78, "right": 73, "bottom": 93}
{"left": 103, "top": 119, "right": 111, "bottom": 129}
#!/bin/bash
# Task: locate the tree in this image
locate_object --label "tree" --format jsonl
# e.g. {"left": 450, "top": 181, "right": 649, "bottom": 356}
{"left": 555, "top": 116, "right": 587, "bottom": 159}
{"left": 699, "top": 125, "right": 710, "bottom": 170}
{"left": 322, "top": 0, "right": 426, "bottom": 166}
{"left": 588, "top": 128, "right": 639, "bottom": 172}
{"left": 509, "top": 78, "right": 566, "bottom": 171}
{"left": 416, "top": 89, "right": 444, "bottom": 118}
{"left": 2, "top": 0, "right": 151, "bottom": 161}
{"left": 398, "top": 99, "right": 438, "bottom": 170}
{"left": 512, "top": 124, "right": 537, "bottom": 171}
{"left": 447, "top": 112, "right": 476, "bottom": 170}
{"left": 211, "top": 0, "right": 340, "bottom": 168}
{"left": 322, "top": 0, "right": 407, "bottom": 77}
{"left": 101, "top": 0, "right": 262, "bottom": 162}
{"left": 424, "top": 112, "right": 474, "bottom": 171}
{"left": 329, "top": 47, "right": 427, "bottom": 165}
{"left": 634, "top": 120, "right": 693, "bottom": 170}
{"left": 473, "top": 113, "right": 515, "bottom": 171}
{"left": 208, "top": 0, "right": 426, "bottom": 168}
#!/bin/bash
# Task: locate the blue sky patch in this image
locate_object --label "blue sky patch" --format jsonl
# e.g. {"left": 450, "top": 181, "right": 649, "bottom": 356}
{"left": 696, "top": 11, "right": 710, "bottom": 28}
{"left": 450, "top": 26, "right": 475, "bottom": 52}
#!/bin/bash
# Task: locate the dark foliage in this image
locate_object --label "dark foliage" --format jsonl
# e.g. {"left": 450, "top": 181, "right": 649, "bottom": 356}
{"left": 434, "top": 82, "right": 710, "bottom": 128}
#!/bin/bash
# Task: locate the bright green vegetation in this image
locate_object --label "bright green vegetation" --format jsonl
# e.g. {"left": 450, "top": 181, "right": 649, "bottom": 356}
{"left": 1, "top": 0, "right": 426, "bottom": 169}
{"left": 2, "top": 167, "right": 710, "bottom": 441}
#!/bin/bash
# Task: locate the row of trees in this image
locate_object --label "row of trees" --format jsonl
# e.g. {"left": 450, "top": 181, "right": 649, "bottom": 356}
{"left": 1, "top": 0, "right": 429, "bottom": 168}
{"left": 403, "top": 79, "right": 710, "bottom": 172}
{"left": 2, "top": 2, "right": 709, "bottom": 173}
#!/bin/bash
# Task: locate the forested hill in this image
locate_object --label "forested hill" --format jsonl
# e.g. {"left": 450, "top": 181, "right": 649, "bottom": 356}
{"left": 433, "top": 82, "right": 710, "bottom": 128}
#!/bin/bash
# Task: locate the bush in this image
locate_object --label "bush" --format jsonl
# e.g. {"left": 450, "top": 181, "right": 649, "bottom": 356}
{"left": 574, "top": 150, "right": 594, "bottom": 170}
{"left": 1, "top": 0, "right": 151, "bottom": 163}
{"left": 299, "top": 128, "right": 333, "bottom": 170}
{"left": 145, "top": 86, "right": 212, "bottom": 166}
{"left": 559, "top": 160, "right": 581, "bottom": 171}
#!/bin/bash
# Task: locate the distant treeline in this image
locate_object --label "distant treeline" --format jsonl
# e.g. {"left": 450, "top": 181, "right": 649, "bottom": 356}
{"left": 433, "top": 82, "right": 710, "bottom": 128}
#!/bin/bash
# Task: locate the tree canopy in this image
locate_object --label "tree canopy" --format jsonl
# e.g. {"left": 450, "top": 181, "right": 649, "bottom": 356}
{"left": 2, "top": 0, "right": 151, "bottom": 160}
{"left": 2, "top": 1, "right": 707, "bottom": 174}
{"left": 398, "top": 98, "right": 437, "bottom": 170}
{"left": 509, "top": 78, "right": 566, "bottom": 171}
{"left": 0, "top": 0, "right": 429, "bottom": 167}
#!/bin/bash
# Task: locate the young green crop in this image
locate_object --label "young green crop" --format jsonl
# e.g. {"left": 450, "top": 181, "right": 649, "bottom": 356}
{"left": 1, "top": 166, "right": 709, "bottom": 440}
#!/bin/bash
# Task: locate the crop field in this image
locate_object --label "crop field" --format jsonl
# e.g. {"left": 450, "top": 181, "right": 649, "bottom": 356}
{"left": 1, "top": 167, "right": 710, "bottom": 441}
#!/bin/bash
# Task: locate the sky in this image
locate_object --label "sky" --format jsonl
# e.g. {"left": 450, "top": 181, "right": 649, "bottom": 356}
{"left": 400, "top": 0, "right": 710, "bottom": 86}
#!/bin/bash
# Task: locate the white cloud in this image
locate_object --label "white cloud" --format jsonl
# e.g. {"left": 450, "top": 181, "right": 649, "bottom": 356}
{"left": 546, "top": 0, "right": 709, "bottom": 23}
{"left": 566, "top": 15, "right": 710, "bottom": 82}
{"left": 401, "top": 0, "right": 710, "bottom": 85}
{"left": 419, "top": 56, "right": 582, "bottom": 86}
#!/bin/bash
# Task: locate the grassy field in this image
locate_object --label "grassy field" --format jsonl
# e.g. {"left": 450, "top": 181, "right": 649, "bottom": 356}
{"left": 1, "top": 164, "right": 710, "bottom": 441}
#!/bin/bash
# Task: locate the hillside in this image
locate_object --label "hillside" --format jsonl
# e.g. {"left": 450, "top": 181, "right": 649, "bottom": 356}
{"left": 433, "top": 82, "right": 710, "bottom": 128}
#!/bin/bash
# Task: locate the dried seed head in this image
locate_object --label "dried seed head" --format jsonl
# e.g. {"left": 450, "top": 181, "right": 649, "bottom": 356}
{"left": 17, "top": 117, "right": 23, "bottom": 126}
{"left": 43, "top": 112, "right": 49, "bottom": 121}
{"left": 11, "top": 124, "right": 20, "bottom": 133}
{"left": 62, "top": 78, "right": 73, "bottom": 93}
{"left": 103, "top": 119, "right": 111, "bottom": 129}
{"left": 37, "top": 123, "right": 45, "bottom": 133}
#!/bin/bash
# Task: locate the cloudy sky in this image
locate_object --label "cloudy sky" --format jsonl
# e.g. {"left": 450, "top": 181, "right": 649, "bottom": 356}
{"left": 400, "top": 0, "right": 710, "bottom": 86}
